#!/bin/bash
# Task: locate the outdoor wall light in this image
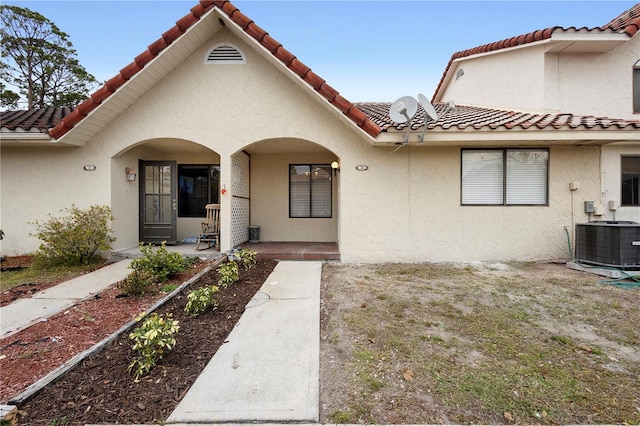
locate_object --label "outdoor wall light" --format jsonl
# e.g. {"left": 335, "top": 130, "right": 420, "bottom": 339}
{"left": 83, "top": 165, "right": 96, "bottom": 171}
{"left": 331, "top": 161, "right": 340, "bottom": 175}
{"left": 355, "top": 165, "right": 369, "bottom": 171}
{"left": 125, "top": 167, "right": 137, "bottom": 181}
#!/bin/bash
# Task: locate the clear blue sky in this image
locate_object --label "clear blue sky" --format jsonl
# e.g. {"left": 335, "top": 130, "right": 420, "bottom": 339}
{"left": 6, "top": 1, "right": 638, "bottom": 102}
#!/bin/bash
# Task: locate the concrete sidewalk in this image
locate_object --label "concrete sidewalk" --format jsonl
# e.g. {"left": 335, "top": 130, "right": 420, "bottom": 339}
{"left": 0, "top": 260, "right": 132, "bottom": 337}
{"left": 167, "top": 261, "right": 321, "bottom": 424}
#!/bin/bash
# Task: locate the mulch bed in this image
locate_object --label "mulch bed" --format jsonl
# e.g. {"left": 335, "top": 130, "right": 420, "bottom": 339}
{"left": 14, "top": 259, "right": 277, "bottom": 425}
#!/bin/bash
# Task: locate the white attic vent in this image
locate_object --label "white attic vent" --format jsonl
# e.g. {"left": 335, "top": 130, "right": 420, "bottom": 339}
{"left": 205, "top": 43, "right": 246, "bottom": 64}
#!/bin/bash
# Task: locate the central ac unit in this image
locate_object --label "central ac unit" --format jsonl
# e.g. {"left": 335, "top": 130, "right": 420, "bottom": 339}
{"left": 575, "top": 221, "right": 640, "bottom": 269}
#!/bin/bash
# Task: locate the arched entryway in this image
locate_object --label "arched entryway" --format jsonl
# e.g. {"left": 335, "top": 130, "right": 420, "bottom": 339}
{"left": 228, "top": 138, "right": 341, "bottom": 260}
{"left": 111, "top": 138, "right": 220, "bottom": 251}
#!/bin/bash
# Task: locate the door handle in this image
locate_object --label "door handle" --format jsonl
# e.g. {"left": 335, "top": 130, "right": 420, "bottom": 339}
{"left": 172, "top": 199, "right": 177, "bottom": 211}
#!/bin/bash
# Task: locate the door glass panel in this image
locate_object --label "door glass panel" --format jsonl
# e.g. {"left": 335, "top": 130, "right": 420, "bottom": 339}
{"left": 144, "top": 165, "right": 173, "bottom": 224}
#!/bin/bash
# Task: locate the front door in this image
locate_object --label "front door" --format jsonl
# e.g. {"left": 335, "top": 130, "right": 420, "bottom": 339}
{"left": 140, "top": 161, "right": 177, "bottom": 244}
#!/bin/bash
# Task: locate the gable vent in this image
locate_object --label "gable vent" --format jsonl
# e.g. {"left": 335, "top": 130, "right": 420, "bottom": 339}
{"left": 205, "top": 43, "right": 246, "bottom": 64}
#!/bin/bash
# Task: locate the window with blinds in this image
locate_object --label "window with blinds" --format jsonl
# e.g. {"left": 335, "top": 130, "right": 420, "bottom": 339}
{"left": 461, "top": 149, "right": 548, "bottom": 206}
{"left": 289, "top": 164, "right": 332, "bottom": 218}
{"left": 621, "top": 155, "right": 640, "bottom": 206}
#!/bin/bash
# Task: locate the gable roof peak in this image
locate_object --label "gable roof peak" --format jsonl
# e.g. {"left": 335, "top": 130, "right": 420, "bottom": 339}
{"left": 47, "top": 0, "right": 382, "bottom": 142}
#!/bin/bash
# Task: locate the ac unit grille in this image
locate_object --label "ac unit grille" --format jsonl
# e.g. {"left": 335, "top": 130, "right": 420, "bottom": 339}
{"left": 575, "top": 221, "right": 640, "bottom": 270}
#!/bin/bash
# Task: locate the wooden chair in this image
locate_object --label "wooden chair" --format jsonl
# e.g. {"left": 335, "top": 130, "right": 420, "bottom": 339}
{"left": 196, "top": 204, "right": 220, "bottom": 250}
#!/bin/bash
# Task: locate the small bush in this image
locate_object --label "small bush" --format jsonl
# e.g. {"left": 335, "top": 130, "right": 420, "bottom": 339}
{"left": 217, "top": 261, "right": 239, "bottom": 288}
{"left": 119, "top": 270, "right": 155, "bottom": 297}
{"left": 130, "top": 242, "right": 190, "bottom": 282}
{"left": 30, "top": 204, "right": 115, "bottom": 266}
{"left": 128, "top": 313, "right": 179, "bottom": 382}
{"left": 237, "top": 248, "right": 257, "bottom": 270}
{"left": 184, "top": 285, "right": 219, "bottom": 317}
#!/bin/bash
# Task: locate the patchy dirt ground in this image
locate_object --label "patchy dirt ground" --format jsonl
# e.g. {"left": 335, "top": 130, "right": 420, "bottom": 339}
{"left": 320, "top": 261, "right": 640, "bottom": 424}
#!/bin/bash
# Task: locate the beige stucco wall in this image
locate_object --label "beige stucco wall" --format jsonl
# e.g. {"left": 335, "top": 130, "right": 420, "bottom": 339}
{"left": 546, "top": 37, "right": 639, "bottom": 120}
{"left": 1, "top": 145, "right": 112, "bottom": 255}
{"left": 440, "top": 37, "right": 639, "bottom": 120}
{"left": 439, "top": 46, "right": 546, "bottom": 111}
{"left": 339, "top": 145, "right": 601, "bottom": 263}
{"left": 0, "top": 27, "right": 361, "bottom": 255}
{"left": 250, "top": 150, "right": 338, "bottom": 242}
{"left": 0, "top": 26, "right": 630, "bottom": 264}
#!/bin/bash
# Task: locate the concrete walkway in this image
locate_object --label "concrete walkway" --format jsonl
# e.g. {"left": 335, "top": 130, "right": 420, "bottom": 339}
{"left": 167, "top": 261, "right": 321, "bottom": 424}
{"left": 1, "top": 260, "right": 132, "bottom": 337}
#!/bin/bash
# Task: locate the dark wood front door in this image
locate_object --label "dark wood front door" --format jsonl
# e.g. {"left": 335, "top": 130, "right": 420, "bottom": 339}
{"left": 140, "top": 161, "right": 177, "bottom": 244}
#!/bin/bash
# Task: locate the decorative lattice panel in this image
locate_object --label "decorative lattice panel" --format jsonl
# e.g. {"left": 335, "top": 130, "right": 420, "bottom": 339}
{"left": 231, "top": 152, "right": 250, "bottom": 246}
{"left": 232, "top": 197, "right": 250, "bottom": 246}
{"left": 231, "top": 152, "right": 250, "bottom": 198}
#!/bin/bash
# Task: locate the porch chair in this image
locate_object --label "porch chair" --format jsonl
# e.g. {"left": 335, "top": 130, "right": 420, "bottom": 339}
{"left": 196, "top": 203, "right": 220, "bottom": 250}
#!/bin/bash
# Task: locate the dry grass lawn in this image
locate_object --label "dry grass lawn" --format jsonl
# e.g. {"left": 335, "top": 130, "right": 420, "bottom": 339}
{"left": 320, "top": 261, "right": 640, "bottom": 424}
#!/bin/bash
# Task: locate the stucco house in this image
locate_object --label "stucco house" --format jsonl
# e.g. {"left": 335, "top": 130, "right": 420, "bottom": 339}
{"left": 1, "top": 1, "right": 639, "bottom": 263}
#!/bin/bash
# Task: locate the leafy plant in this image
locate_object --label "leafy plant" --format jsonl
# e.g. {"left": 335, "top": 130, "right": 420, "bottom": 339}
{"left": 128, "top": 313, "right": 179, "bottom": 381}
{"left": 237, "top": 248, "right": 257, "bottom": 270}
{"left": 119, "top": 270, "right": 155, "bottom": 297}
{"left": 184, "top": 285, "right": 219, "bottom": 317}
{"left": 217, "top": 261, "right": 239, "bottom": 288}
{"left": 30, "top": 204, "right": 115, "bottom": 266}
{"left": 130, "top": 242, "right": 191, "bottom": 282}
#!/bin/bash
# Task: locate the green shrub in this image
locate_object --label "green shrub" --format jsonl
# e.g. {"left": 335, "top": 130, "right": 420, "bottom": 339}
{"left": 130, "top": 242, "right": 190, "bottom": 282}
{"left": 119, "top": 270, "right": 155, "bottom": 297}
{"left": 30, "top": 204, "right": 115, "bottom": 266}
{"left": 237, "top": 248, "right": 257, "bottom": 270}
{"left": 184, "top": 285, "right": 219, "bottom": 316}
{"left": 128, "top": 313, "right": 179, "bottom": 382}
{"left": 217, "top": 261, "right": 239, "bottom": 288}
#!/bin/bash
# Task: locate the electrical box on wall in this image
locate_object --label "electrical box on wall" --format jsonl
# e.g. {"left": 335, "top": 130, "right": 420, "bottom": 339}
{"left": 608, "top": 200, "right": 617, "bottom": 211}
{"left": 569, "top": 181, "right": 580, "bottom": 191}
{"left": 584, "top": 201, "right": 595, "bottom": 213}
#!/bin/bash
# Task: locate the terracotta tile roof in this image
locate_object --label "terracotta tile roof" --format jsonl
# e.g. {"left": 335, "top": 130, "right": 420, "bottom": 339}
{"left": 0, "top": 107, "right": 72, "bottom": 132}
{"left": 602, "top": 3, "right": 640, "bottom": 36}
{"left": 45, "top": 0, "right": 381, "bottom": 140}
{"left": 356, "top": 102, "right": 640, "bottom": 132}
{"left": 5, "top": 102, "right": 639, "bottom": 138}
{"left": 432, "top": 3, "right": 640, "bottom": 102}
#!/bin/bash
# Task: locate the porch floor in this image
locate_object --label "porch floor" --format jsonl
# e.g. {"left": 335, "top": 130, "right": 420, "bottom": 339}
{"left": 238, "top": 241, "right": 340, "bottom": 261}
{"left": 113, "top": 242, "right": 340, "bottom": 262}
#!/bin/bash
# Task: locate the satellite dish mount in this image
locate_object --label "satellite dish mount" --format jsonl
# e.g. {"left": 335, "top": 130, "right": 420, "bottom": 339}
{"left": 388, "top": 94, "right": 439, "bottom": 151}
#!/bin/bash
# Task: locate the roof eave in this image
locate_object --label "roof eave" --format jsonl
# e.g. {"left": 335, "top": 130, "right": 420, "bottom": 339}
{"left": 372, "top": 128, "right": 640, "bottom": 147}
{"left": 0, "top": 131, "right": 74, "bottom": 146}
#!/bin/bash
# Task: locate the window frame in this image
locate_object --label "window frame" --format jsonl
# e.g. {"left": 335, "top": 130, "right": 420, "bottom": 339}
{"left": 633, "top": 60, "right": 640, "bottom": 114}
{"left": 289, "top": 164, "right": 333, "bottom": 219}
{"left": 460, "top": 148, "right": 549, "bottom": 206}
{"left": 177, "top": 164, "right": 220, "bottom": 218}
{"left": 621, "top": 155, "right": 640, "bottom": 206}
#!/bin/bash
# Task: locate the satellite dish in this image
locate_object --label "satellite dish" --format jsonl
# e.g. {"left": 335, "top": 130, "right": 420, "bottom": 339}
{"left": 418, "top": 93, "right": 438, "bottom": 122}
{"left": 389, "top": 96, "right": 418, "bottom": 123}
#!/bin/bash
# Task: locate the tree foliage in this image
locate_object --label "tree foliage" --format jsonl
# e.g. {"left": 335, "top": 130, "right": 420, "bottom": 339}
{"left": 0, "top": 5, "right": 98, "bottom": 109}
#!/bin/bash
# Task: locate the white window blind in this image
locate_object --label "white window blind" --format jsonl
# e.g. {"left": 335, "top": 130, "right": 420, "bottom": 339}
{"left": 462, "top": 150, "right": 504, "bottom": 205}
{"left": 506, "top": 150, "right": 548, "bottom": 204}
{"left": 462, "top": 149, "right": 548, "bottom": 206}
